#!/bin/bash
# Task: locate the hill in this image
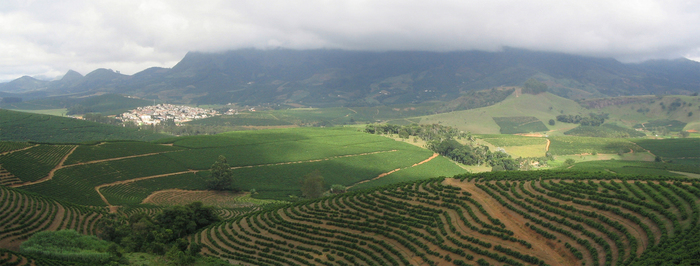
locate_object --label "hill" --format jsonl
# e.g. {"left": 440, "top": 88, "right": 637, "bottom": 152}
{"left": 419, "top": 92, "right": 586, "bottom": 134}
{"left": 0, "top": 109, "right": 169, "bottom": 143}
{"left": 2, "top": 49, "right": 700, "bottom": 106}
{"left": 0, "top": 93, "right": 152, "bottom": 115}
{"left": 1, "top": 127, "right": 464, "bottom": 206}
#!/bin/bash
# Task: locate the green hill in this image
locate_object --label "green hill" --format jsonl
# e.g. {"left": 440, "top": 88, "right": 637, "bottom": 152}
{"left": 419, "top": 92, "right": 586, "bottom": 134}
{"left": 0, "top": 109, "right": 169, "bottom": 143}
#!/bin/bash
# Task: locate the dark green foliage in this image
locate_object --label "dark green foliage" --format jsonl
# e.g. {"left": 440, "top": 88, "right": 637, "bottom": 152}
{"left": 548, "top": 119, "right": 555, "bottom": 126}
{"left": 98, "top": 202, "right": 219, "bottom": 254}
{"left": 20, "top": 229, "right": 113, "bottom": 263}
{"left": 564, "top": 124, "right": 646, "bottom": 138}
{"left": 207, "top": 155, "right": 236, "bottom": 191}
{"left": 556, "top": 113, "right": 607, "bottom": 126}
{"left": 492, "top": 117, "right": 548, "bottom": 134}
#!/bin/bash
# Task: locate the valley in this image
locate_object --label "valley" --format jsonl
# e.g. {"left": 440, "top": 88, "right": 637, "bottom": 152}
{"left": 1, "top": 54, "right": 699, "bottom": 265}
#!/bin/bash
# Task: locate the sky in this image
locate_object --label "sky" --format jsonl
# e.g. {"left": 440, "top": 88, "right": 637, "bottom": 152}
{"left": 1, "top": 0, "right": 700, "bottom": 82}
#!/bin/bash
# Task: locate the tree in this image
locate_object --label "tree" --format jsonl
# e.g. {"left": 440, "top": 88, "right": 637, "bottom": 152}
{"left": 564, "top": 158, "right": 575, "bottom": 166}
{"left": 300, "top": 170, "right": 325, "bottom": 199}
{"left": 207, "top": 155, "right": 235, "bottom": 191}
{"left": 549, "top": 119, "right": 555, "bottom": 126}
{"left": 679, "top": 131, "right": 690, "bottom": 138}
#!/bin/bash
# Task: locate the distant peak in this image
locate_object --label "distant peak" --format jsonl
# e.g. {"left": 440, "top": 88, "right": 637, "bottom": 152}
{"left": 60, "top": 70, "right": 83, "bottom": 81}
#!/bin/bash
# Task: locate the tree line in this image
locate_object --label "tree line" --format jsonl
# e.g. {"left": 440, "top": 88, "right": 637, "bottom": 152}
{"left": 365, "top": 124, "right": 519, "bottom": 171}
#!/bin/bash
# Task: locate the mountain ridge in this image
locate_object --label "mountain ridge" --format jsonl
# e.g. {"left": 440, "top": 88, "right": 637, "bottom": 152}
{"left": 1, "top": 49, "right": 699, "bottom": 106}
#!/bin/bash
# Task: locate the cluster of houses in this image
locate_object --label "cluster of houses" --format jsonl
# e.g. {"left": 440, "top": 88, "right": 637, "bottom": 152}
{"left": 118, "top": 104, "right": 218, "bottom": 125}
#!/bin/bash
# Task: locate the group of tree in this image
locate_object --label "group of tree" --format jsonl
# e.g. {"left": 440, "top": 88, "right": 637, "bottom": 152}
{"left": 97, "top": 202, "right": 219, "bottom": 259}
{"left": 366, "top": 123, "right": 519, "bottom": 171}
{"left": 556, "top": 113, "right": 607, "bottom": 126}
{"left": 365, "top": 123, "right": 467, "bottom": 142}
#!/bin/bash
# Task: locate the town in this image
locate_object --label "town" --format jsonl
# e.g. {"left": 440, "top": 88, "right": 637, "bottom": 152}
{"left": 118, "top": 104, "right": 220, "bottom": 125}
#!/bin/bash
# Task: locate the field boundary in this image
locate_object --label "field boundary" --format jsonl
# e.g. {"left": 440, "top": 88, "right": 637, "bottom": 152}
{"left": 347, "top": 152, "right": 439, "bottom": 189}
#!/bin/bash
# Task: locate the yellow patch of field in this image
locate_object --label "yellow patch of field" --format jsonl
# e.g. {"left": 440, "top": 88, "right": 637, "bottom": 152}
{"left": 503, "top": 145, "right": 547, "bottom": 158}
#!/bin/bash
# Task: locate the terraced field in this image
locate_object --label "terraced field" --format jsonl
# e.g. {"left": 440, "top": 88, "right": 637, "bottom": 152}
{"left": 193, "top": 172, "right": 699, "bottom": 266}
{"left": 0, "top": 186, "right": 106, "bottom": 251}
{"left": 1, "top": 127, "right": 463, "bottom": 206}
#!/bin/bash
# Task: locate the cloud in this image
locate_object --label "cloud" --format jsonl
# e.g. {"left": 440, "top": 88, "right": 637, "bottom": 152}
{"left": 1, "top": 0, "right": 700, "bottom": 81}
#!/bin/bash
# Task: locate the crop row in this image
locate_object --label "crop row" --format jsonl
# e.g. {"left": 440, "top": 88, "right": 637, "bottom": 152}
{"left": 191, "top": 171, "right": 699, "bottom": 266}
{"left": 0, "top": 145, "right": 74, "bottom": 183}
{"left": 64, "top": 141, "right": 183, "bottom": 165}
{"left": 0, "top": 186, "right": 106, "bottom": 249}
{"left": 0, "top": 142, "right": 33, "bottom": 154}
{"left": 22, "top": 154, "right": 189, "bottom": 206}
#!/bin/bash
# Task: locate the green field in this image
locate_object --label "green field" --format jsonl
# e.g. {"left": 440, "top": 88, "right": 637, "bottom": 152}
{"left": 64, "top": 141, "right": 184, "bottom": 165}
{"left": 7, "top": 127, "right": 463, "bottom": 205}
{"left": 633, "top": 138, "right": 700, "bottom": 159}
{"left": 478, "top": 134, "right": 548, "bottom": 146}
{"left": 548, "top": 135, "right": 644, "bottom": 155}
{"left": 419, "top": 93, "right": 587, "bottom": 134}
{"left": 0, "top": 93, "right": 151, "bottom": 115}
{"left": 634, "top": 119, "right": 688, "bottom": 132}
{"left": 0, "top": 144, "right": 74, "bottom": 182}
{"left": 565, "top": 124, "right": 647, "bottom": 138}
{"left": 0, "top": 109, "right": 169, "bottom": 143}
{"left": 493, "top": 116, "right": 549, "bottom": 134}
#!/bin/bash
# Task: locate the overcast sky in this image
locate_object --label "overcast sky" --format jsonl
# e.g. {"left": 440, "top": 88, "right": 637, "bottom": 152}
{"left": 1, "top": 0, "right": 700, "bottom": 82}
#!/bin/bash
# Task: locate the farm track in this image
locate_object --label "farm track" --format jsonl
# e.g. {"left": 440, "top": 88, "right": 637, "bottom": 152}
{"left": 10, "top": 146, "right": 78, "bottom": 188}
{"left": 95, "top": 170, "right": 198, "bottom": 209}
{"left": 0, "top": 144, "right": 38, "bottom": 156}
{"left": 95, "top": 150, "right": 402, "bottom": 210}
{"left": 229, "top": 149, "right": 399, "bottom": 170}
{"left": 546, "top": 138, "right": 551, "bottom": 151}
{"left": 347, "top": 153, "right": 439, "bottom": 189}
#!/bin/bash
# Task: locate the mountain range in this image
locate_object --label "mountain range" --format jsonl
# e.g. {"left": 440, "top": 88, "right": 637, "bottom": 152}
{"left": 1, "top": 48, "right": 699, "bottom": 106}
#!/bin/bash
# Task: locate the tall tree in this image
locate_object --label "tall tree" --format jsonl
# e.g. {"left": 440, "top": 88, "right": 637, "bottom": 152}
{"left": 300, "top": 170, "right": 325, "bottom": 199}
{"left": 207, "top": 155, "right": 235, "bottom": 191}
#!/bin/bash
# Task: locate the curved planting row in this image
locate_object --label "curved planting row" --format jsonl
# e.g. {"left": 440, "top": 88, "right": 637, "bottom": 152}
{"left": 0, "top": 248, "right": 72, "bottom": 266}
{"left": 0, "top": 186, "right": 106, "bottom": 250}
{"left": 0, "top": 166, "right": 21, "bottom": 186}
{"left": 193, "top": 172, "right": 699, "bottom": 266}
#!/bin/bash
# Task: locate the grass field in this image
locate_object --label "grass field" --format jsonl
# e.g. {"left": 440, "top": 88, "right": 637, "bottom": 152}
{"left": 477, "top": 134, "right": 548, "bottom": 158}
{"left": 419, "top": 93, "right": 587, "bottom": 134}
